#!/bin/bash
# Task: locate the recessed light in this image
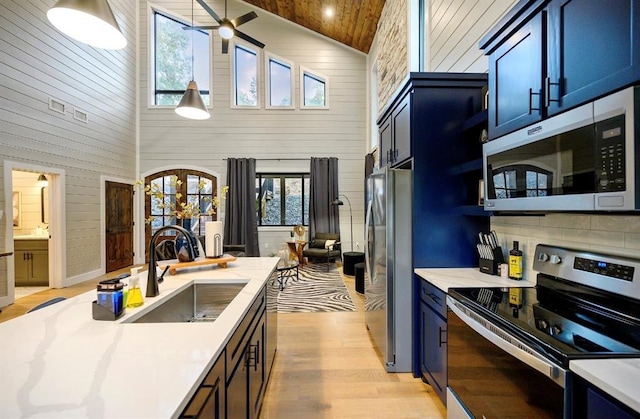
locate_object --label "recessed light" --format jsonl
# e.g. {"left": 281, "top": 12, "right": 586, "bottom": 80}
{"left": 324, "top": 7, "right": 334, "bottom": 18}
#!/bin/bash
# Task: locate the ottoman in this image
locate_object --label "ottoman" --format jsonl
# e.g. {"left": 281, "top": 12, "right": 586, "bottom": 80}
{"left": 354, "top": 262, "right": 365, "bottom": 294}
{"left": 343, "top": 251, "right": 365, "bottom": 276}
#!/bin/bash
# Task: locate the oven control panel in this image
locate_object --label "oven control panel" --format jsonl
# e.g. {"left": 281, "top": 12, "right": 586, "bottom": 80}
{"left": 574, "top": 257, "right": 635, "bottom": 282}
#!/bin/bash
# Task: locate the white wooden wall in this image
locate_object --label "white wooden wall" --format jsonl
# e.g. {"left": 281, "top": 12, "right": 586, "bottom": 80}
{"left": 138, "top": 0, "right": 368, "bottom": 257}
{"left": 0, "top": 0, "right": 137, "bottom": 293}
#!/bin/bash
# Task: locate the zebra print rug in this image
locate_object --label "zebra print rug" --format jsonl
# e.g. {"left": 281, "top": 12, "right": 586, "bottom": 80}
{"left": 275, "top": 263, "right": 356, "bottom": 313}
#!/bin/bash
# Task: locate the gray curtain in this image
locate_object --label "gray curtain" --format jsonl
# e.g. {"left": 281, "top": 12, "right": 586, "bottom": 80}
{"left": 309, "top": 157, "right": 340, "bottom": 240}
{"left": 224, "top": 158, "right": 259, "bottom": 256}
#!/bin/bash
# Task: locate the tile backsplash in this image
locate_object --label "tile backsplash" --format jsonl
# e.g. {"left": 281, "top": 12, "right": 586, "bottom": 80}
{"left": 491, "top": 214, "right": 640, "bottom": 281}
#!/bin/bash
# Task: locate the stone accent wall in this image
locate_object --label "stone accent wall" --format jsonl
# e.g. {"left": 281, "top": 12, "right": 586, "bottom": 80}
{"left": 376, "top": 0, "right": 408, "bottom": 111}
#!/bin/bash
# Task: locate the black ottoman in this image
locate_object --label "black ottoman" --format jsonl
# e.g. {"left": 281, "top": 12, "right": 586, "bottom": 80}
{"left": 343, "top": 251, "right": 365, "bottom": 276}
{"left": 354, "top": 262, "right": 365, "bottom": 294}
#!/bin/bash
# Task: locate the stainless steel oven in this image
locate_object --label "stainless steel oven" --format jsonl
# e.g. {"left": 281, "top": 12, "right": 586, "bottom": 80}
{"left": 446, "top": 245, "right": 640, "bottom": 418}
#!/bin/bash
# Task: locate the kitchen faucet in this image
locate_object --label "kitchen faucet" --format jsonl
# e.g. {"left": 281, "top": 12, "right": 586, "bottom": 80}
{"left": 146, "top": 225, "right": 197, "bottom": 297}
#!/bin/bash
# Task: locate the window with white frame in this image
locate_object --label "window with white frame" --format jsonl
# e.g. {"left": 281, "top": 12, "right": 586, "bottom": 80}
{"left": 265, "top": 53, "right": 294, "bottom": 108}
{"left": 232, "top": 43, "right": 259, "bottom": 107}
{"left": 300, "top": 66, "right": 328, "bottom": 109}
{"left": 151, "top": 9, "right": 210, "bottom": 106}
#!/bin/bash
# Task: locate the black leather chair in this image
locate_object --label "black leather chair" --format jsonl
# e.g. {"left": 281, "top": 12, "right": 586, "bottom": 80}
{"left": 302, "top": 233, "right": 341, "bottom": 271}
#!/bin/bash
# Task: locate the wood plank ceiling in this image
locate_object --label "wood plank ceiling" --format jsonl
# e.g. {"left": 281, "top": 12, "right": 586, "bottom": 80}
{"left": 241, "top": 0, "right": 386, "bottom": 53}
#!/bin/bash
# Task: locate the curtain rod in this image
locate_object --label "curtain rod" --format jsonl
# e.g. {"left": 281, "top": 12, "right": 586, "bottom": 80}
{"left": 222, "top": 158, "right": 310, "bottom": 161}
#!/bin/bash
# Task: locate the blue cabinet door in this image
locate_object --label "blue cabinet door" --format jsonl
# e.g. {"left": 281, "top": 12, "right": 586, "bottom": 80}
{"left": 547, "top": 0, "right": 640, "bottom": 116}
{"left": 488, "top": 12, "right": 544, "bottom": 140}
{"left": 378, "top": 116, "right": 392, "bottom": 168}
{"left": 419, "top": 300, "right": 447, "bottom": 405}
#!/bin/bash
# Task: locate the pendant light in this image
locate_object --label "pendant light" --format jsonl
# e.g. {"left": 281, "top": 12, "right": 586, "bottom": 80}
{"left": 47, "top": 0, "right": 127, "bottom": 50}
{"left": 175, "top": 0, "right": 210, "bottom": 120}
{"left": 37, "top": 174, "right": 48, "bottom": 188}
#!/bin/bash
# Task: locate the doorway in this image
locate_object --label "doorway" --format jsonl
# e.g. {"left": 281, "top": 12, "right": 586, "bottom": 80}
{"left": 105, "top": 181, "right": 134, "bottom": 272}
{"left": 1, "top": 163, "right": 65, "bottom": 309}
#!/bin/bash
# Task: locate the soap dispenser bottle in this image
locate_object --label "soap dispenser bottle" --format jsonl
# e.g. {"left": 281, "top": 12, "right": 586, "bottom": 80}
{"left": 508, "top": 241, "right": 523, "bottom": 280}
{"left": 126, "top": 267, "right": 144, "bottom": 308}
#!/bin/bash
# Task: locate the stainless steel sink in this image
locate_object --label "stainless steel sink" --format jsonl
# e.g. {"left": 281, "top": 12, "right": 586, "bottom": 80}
{"left": 127, "top": 282, "right": 247, "bottom": 323}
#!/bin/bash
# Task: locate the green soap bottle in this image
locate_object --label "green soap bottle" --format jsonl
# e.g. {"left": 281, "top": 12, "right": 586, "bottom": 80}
{"left": 508, "top": 241, "right": 523, "bottom": 280}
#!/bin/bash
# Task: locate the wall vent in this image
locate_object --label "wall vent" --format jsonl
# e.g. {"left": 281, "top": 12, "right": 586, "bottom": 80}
{"left": 73, "top": 108, "right": 88, "bottom": 123}
{"left": 48, "top": 98, "right": 66, "bottom": 114}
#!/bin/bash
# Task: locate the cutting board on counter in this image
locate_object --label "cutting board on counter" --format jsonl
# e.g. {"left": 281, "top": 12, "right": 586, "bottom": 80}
{"left": 165, "top": 255, "right": 237, "bottom": 275}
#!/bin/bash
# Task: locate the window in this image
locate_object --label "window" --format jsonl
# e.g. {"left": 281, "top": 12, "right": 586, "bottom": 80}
{"left": 256, "top": 174, "right": 309, "bottom": 226}
{"left": 492, "top": 165, "right": 553, "bottom": 199}
{"left": 300, "top": 66, "right": 328, "bottom": 109}
{"left": 144, "top": 170, "right": 218, "bottom": 255}
{"left": 265, "top": 53, "right": 294, "bottom": 108}
{"left": 233, "top": 43, "right": 259, "bottom": 107}
{"left": 152, "top": 9, "right": 210, "bottom": 106}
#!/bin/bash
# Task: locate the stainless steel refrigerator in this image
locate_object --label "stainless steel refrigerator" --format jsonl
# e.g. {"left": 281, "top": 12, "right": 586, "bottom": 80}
{"left": 364, "top": 167, "right": 412, "bottom": 372}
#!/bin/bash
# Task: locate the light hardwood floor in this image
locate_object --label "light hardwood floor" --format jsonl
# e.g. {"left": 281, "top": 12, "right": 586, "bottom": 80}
{"left": 0, "top": 264, "right": 446, "bottom": 418}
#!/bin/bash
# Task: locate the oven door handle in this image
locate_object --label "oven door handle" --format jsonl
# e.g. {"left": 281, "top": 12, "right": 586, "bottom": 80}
{"left": 447, "top": 296, "right": 565, "bottom": 388}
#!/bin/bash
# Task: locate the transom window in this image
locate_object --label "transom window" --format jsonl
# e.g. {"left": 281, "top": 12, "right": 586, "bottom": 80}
{"left": 152, "top": 10, "right": 210, "bottom": 106}
{"left": 300, "top": 66, "right": 328, "bottom": 109}
{"left": 233, "top": 43, "right": 259, "bottom": 107}
{"left": 256, "top": 174, "right": 309, "bottom": 226}
{"left": 266, "top": 53, "right": 293, "bottom": 108}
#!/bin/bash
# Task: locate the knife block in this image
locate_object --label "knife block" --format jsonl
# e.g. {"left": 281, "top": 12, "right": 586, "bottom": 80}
{"left": 479, "top": 246, "right": 504, "bottom": 275}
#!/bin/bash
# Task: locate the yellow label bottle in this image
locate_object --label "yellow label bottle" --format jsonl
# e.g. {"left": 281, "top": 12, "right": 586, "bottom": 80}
{"left": 508, "top": 240, "right": 523, "bottom": 280}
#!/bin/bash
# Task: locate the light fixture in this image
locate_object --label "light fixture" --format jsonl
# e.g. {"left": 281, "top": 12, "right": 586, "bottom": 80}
{"left": 37, "top": 174, "right": 48, "bottom": 188}
{"left": 47, "top": 0, "right": 127, "bottom": 50}
{"left": 324, "top": 7, "right": 335, "bottom": 18}
{"left": 175, "top": 0, "right": 210, "bottom": 120}
{"left": 332, "top": 194, "right": 353, "bottom": 252}
{"left": 218, "top": 20, "right": 234, "bottom": 40}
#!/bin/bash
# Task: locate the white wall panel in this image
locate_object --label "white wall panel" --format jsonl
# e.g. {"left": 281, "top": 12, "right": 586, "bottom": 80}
{"left": 139, "top": 0, "right": 367, "bottom": 255}
{"left": 0, "top": 0, "right": 137, "bottom": 293}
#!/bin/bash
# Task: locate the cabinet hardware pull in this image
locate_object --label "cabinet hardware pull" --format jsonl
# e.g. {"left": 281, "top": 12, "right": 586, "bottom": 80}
{"left": 529, "top": 88, "right": 541, "bottom": 114}
{"left": 247, "top": 344, "right": 259, "bottom": 370}
{"left": 545, "top": 77, "right": 561, "bottom": 106}
{"left": 438, "top": 327, "right": 447, "bottom": 347}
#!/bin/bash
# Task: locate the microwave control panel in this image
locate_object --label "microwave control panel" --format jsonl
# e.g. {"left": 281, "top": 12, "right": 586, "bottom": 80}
{"left": 596, "top": 115, "right": 625, "bottom": 192}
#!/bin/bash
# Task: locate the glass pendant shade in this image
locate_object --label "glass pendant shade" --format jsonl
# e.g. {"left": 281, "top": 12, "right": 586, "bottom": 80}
{"left": 175, "top": 81, "right": 210, "bottom": 120}
{"left": 218, "top": 21, "right": 234, "bottom": 40}
{"left": 47, "top": 0, "right": 127, "bottom": 50}
{"left": 37, "top": 174, "right": 48, "bottom": 188}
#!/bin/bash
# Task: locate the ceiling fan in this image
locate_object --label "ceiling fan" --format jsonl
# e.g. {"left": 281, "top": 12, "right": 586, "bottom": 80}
{"left": 192, "top": 0, "right": 265, "bottom": 54}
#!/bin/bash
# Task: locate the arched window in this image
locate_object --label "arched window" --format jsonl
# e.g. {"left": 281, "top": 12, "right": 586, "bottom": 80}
{"left": 143, "top": 169, "right": 218, "bottom": 259}
{"left": 491, "top": 164, "right": 553, "bottom": 199}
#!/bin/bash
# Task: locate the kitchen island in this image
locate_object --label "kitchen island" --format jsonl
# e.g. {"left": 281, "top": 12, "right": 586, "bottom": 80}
{"left": 0, "top": 257, "right": 278, "bottom": 418}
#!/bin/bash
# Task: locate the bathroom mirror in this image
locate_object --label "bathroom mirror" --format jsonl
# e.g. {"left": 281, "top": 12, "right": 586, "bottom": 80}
{"left": 41, "top": 187, "right": 49, "bottom": 224}
{"left": 12, "top": 191, "right": 21, "bottom": 228}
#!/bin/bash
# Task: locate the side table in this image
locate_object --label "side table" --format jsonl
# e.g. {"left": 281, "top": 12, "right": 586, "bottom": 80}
{"left": 287, "top": 240, "right": 307, "bottom": 266}
{"left": 343, "top": 251, "right": 365, "bottom": 276}
{"left": 354, "top": 262, "right": 365, "bottom": 294}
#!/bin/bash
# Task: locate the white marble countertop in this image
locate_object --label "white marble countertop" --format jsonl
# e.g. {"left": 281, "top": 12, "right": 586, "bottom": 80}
{"left": 0, "top": 257, "right": 278, "bottom": 419}
{"left": 14, "top": 235, "right": 50, "bottom": 240}
{"left": 414, "top": 267, "right": 537, "bottom": 292}
{"left": 570, "top": 358, "right": 640, "bottom": 414}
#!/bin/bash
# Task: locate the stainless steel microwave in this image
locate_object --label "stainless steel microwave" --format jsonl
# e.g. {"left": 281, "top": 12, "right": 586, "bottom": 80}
{"left": 483, "top": 86, "right": 640, "bottom": 212}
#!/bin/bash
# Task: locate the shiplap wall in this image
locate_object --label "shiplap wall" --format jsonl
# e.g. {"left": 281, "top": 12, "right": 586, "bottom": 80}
{"left": 428, "top": 0, "right": 518, "bottom": 72}
{"left": 138, "top": 0, "right": 367, "bottom": 258}
{"left": 0, "top": 0, "right": 137, "bottom": 295}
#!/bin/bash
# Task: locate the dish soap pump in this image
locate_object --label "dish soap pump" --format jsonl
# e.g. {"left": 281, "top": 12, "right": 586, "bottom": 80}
{"left": 126, "top": 267, "right": 144, "bottom": 308}
{"left": 508, "top": 241, "right": 523, "bottom": 280}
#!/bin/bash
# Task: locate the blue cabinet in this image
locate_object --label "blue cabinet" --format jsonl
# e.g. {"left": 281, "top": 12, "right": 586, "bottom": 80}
{"left": 482, "top": 0, "right": 640, "bottom": 140}
{"left": 379, "top": 93, "right": 411, "bottom": 168}
{"left": 547, "top": 0, "right": 640, "bottom": 116}
{"left": 487, "top": 10, "right": 544, "bottom": 140}
{"left": 418, "top": 278, "right": 447, "bottom": 405}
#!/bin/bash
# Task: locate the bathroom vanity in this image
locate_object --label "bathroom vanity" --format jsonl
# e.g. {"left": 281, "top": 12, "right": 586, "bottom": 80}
{"left": 14, "top": 237, "right": 48, "bottom": 286}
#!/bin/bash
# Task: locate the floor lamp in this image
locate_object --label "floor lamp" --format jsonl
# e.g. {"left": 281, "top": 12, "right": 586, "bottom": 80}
{"left": 332, "top": 195, "right": 353, "bottom": 252}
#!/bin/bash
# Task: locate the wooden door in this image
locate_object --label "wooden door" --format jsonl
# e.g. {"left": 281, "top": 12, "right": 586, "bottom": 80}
{"left": 105, "top": 181, "right": 134, "bottom": 272}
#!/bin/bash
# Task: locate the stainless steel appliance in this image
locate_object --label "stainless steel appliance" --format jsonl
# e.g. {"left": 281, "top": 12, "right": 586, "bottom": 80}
{"left": 364, "top": 167, "right": 412, "bottom": 372}
{"left": 447, "top": 244, "right": 640, "bottom": 418}
{"left": 483, "top": 85, "right": 640, "bottom": 211}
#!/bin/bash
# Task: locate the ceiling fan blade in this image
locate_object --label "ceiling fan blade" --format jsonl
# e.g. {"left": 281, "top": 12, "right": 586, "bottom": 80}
{"left": 184, "top": 26, "right": 220, "bottom": 30}
{"left": 195, "top": 0, "right": 222, "bottom": 24}
{"left": 235, "top": 30, "right": 265, "bottom": 49}
{"left": 231, "top": 11, "right": 258, "bottom": 28}
{"left": 222, "top": 38, "right": 229, "bottom": 54}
